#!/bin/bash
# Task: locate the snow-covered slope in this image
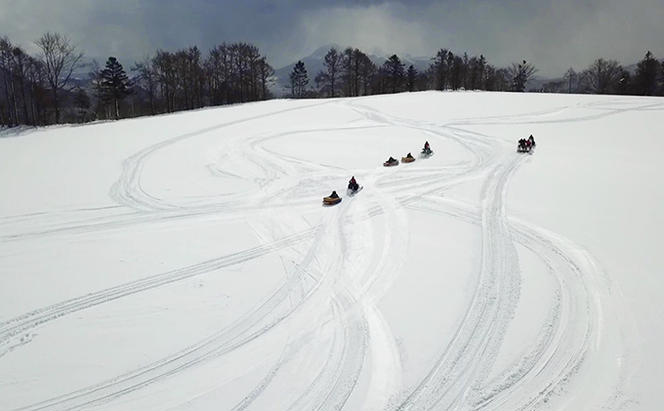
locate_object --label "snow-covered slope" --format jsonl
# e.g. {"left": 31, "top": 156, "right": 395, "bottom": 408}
{"left": 1, "top": 91, "right": 662, "bottom": 411}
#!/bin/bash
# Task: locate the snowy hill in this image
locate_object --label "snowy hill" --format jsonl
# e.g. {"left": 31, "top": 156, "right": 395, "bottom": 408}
{"left": 1, "top": 91, "right": 663, "bottom": 411}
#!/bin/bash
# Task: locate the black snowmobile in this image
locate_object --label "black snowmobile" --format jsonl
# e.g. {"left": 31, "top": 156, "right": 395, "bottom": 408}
{"left": 421, "top": 147, "right": 434, "bottom": 157}
{"left": 347, "top": 177, "right": 363, "bottom": 195}
{"left": 517, "top": 138, "right": 532, "bottom": 153}
{"left": 517, "top": 135, "right": 536, "bottom": 153}
{"left": 421, "top": 142, "right": 433, "bottom": 158}
{"left": 383, "top": 157, "right": 399, "bottom": 167}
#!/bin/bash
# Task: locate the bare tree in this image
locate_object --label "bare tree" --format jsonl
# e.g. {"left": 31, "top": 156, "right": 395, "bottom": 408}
{"left": 339, "top": 48, "right": 375, "bottom": 96}
{"left": 564, "top": 68, "right": 578, "bottom": 93}
{"left": 315, "top": 48, "right": 341, "bottom": 97}
{"left": 580, "top": 58, "right": 623, "bottom": 94}
{"left": 12, "top": 47, "right": 32, "bottom": 123}
{"left": 257, "top": 57, "right": 274, "bottom": 100}
{"left": 132, "top": 57, "right": 157, "bottom": 115}
{"left": 0, "top": 37, "right": 44, "bottom": 126}
{"left": 508, "top": 60, "right": 537, "bottom": 92}
{"left": 35, "top": 32, "right": 83, "bottom": 122}
{"left": 0, "top": 37, "right": 18, "bottom": 126}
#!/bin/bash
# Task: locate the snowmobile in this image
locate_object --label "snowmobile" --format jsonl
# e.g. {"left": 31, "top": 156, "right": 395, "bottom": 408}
{"left": 383, "top": 157, "right": 399, "bottom": 167}
{"left": 401, "top": 153, "right": 416, "bottom": 163}
{"left": 347, "top": 182, "right": 363, "bottom": 196}
{"left": 421, "top": 141, "right": 433, "bottom": 158}
{"left": 420, "top": 147, "right": 434, "bottom": 158}
{"left": 517, "top": 139, "right": 533, "bottom": 153}
{"left": 323, "top": 191, "right": 342, "bottom": 206}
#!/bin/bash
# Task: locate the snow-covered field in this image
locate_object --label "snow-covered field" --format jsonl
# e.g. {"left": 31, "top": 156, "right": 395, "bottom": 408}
{"left": 1, "top": 91, "right": 663, "bottom": 411}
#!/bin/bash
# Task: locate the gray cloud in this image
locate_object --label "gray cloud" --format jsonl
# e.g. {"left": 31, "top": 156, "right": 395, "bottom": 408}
{"left": 0, "top": 0, "right": 662, "bottom": 76}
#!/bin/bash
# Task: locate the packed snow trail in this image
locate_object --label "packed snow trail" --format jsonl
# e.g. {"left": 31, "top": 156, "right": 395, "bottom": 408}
{"left": 0, "top": 230, "right": 316, "bottom": 357}
{"left": 394, "top": 154, "right": 524, "bottom": 411}
{"left": 0, "top": 91, "right": 652, "bottom": 410}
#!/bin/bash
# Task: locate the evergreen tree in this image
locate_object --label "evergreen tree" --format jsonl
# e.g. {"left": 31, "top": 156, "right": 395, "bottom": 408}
{"left": 635, "top": 51, "right": 659, "bottom": 95}
{"left": 483, "top": 65, "right": 497, "bottom": 90}
{"left": 461, "top": 52, "right": 469, "bottom": 89}
{"left": 383, "top": 54, "right": 405, "bottom": 93}
{"left": 430, "top": 49, "right": 450, "bottom": 90}
{"left": 448, "top": 54, "right": 464, "bottom": 90}
{"left": 468, "top": 55, "right": 486, "bottom": 90}
{"left": 406, "top": 65, "right": 417, "bottom": 91}
{"left": 289, "top": 60, "right": 308, "bottom": 97}
{"left": 478, "top": 55, "right": 487, "bottom": 89}
{"left": 100, "top": 56, "right": 131, "bottom": 119}
{"left": 483, "top": 66, "right": 510, "bottom": 91}
{"left": 354, "top": 50, "right": 376, "bottom": 96}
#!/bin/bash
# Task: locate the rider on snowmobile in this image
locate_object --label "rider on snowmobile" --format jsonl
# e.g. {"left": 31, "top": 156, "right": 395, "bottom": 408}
{"left": 348, "top": 176, "right": 359, "bottom": 191}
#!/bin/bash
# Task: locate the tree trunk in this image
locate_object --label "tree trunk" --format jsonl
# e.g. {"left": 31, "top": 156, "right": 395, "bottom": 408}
{"left": 10, "top": 75, "right": 20, "bottom": 124}
{"left": 53, "top": 89, "right": 60, "bottom": 123}
{"left": 2, "top": 75, "right": 14, "bottom": 126}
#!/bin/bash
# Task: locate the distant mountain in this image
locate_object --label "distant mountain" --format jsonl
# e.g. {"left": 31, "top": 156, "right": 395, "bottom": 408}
{"left": 400, "top": 54, "right": 433, "bottom": 72}
{"left": 623, "top": 63, "right": 638, "bottom": 74}
{"left": 271, "top": 46, "right": 432, "bottom": 96}
{"left": 272, "top": 45, "right": 337, "bottom": 96}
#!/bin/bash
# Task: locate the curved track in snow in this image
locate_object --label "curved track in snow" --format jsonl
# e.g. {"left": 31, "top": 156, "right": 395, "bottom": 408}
{"left": 0, "top": 94, "right": 635, "bottom": 411}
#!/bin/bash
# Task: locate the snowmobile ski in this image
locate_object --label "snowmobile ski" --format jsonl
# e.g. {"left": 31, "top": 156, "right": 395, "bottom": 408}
{"left": 347, "top": 186, "right": 363, "bottom": 196}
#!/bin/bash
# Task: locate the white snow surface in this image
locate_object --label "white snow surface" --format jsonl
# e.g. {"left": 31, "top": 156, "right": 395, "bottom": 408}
{"left": 1, "top": 91, "right": 662, "bottom": 411}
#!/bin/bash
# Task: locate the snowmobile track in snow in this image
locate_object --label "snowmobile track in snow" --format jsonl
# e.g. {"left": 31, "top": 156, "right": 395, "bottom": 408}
{"left": 1, "top": 95, "right": 637, "bottom": 411}
{"left": 0, "top": 229, "right": 315, "bottom": 358}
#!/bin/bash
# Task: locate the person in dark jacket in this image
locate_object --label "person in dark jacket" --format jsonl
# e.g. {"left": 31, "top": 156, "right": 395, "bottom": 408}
{"left": 348, "top": 176, "right": 358, "bottom": 191}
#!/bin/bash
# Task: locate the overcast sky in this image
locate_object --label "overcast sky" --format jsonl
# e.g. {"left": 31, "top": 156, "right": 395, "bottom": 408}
{"left": 1, "top": 0, "right": 663, "bottom": 77}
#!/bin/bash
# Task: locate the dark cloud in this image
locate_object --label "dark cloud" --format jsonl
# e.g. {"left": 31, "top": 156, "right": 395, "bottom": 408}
{"left": 0, "top": 0, "right": 662, "bottom": 76}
